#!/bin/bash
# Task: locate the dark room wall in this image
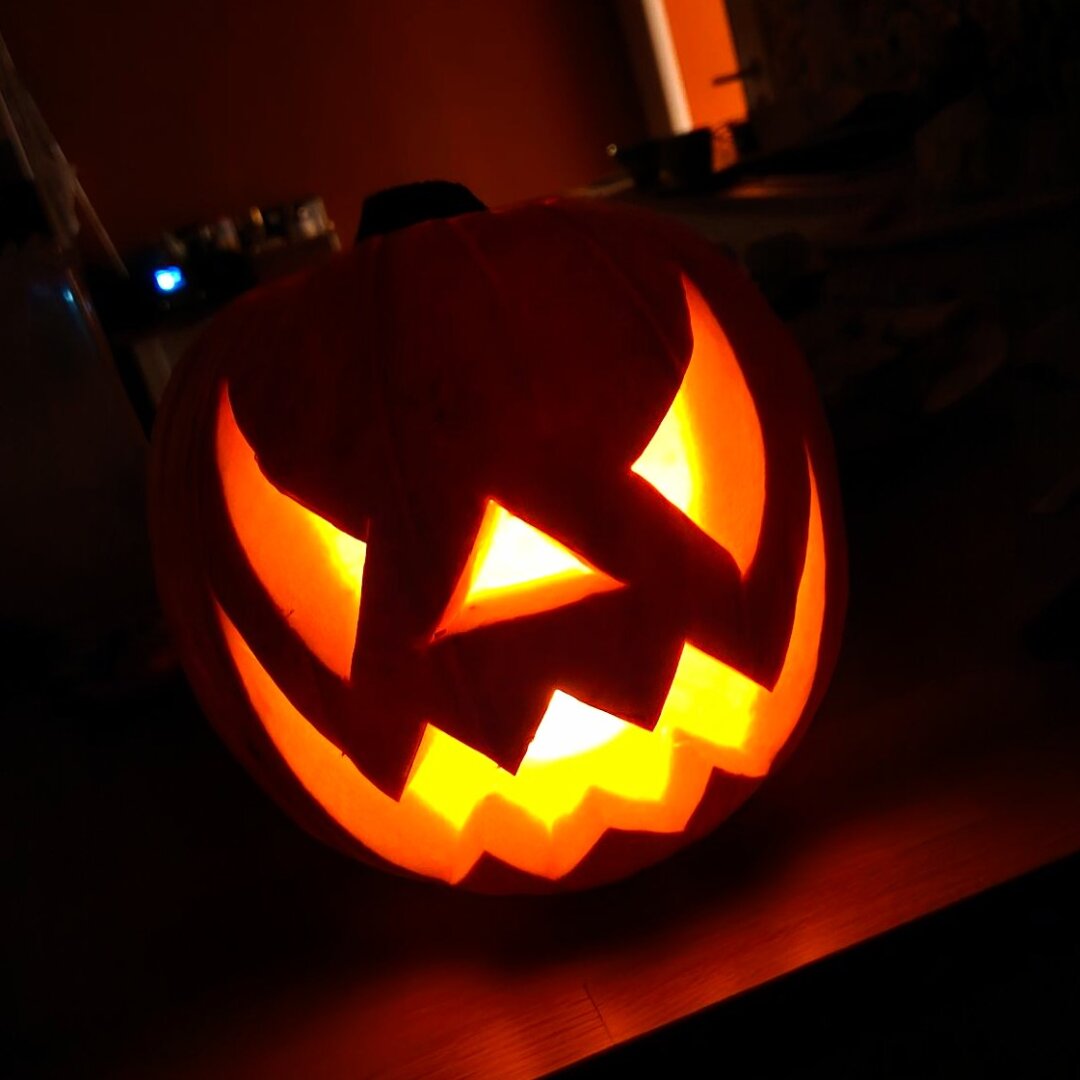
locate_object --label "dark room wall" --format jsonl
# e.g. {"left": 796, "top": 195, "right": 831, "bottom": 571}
{"left": 3, "top": 0, "right": 645, "bottom": 250}
{"left": 743, "top": 0, "right": 1080, "bottom": 192}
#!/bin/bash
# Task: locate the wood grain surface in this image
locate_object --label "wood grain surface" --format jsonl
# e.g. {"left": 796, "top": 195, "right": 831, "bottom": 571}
{"left": 110, "top": 676, "right": 1080, "bottom": 1080}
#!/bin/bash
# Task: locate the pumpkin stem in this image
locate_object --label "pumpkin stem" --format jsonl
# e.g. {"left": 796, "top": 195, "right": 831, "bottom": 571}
{"left": 355, "top": 181, "right": 487, "bottom": 242}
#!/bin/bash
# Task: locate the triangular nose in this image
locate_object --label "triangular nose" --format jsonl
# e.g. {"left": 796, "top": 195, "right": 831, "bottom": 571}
{"left": 435, "top": 499, "right": 622, "bottom": 638}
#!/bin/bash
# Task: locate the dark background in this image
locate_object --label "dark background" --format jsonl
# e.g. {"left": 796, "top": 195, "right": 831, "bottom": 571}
{"left": 4, "top": 2, "right": 1080, "bottom": 1076}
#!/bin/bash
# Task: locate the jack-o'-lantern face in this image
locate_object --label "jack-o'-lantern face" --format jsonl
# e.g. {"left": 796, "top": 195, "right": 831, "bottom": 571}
{"left": 151, "top": 190, "right": 846, "bottom": 892}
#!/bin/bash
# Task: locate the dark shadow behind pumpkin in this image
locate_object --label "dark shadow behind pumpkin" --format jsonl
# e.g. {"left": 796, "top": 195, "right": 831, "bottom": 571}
{"left": 0, "top": 238, "right": 158, "bottom": 692}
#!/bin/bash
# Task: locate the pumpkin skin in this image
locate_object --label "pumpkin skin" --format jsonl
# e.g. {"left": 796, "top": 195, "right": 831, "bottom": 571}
{"left": 150, "top": 191, "right": 846, "bottom": 893}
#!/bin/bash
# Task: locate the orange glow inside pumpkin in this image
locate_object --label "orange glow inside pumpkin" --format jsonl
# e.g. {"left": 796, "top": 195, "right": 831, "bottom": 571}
{"left": 435, "top": 500, "right": 622, "bottom": 638}
{"left": 633, "top": 275, "right": 765, "bottom": 576}
{"left": 216, "top": 389, "right": 365, "bottom": 679}
{"left": 213, "top": 277, "right": 828, "bottom": 882}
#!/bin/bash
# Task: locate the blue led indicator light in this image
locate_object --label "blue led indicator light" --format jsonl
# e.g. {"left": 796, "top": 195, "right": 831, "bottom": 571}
{"left": 154, "top": 266, "right": 186, "bottom": 294}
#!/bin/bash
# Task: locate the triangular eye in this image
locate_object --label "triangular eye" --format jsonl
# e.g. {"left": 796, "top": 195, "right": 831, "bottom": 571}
{"left": 435, "top": 500, "right": 621, "bottom": 638}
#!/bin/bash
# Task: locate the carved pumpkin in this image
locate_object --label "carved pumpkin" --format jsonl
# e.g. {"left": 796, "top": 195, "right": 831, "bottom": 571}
{"left": 150, "top": 184, "right": 846, "bottom": 892}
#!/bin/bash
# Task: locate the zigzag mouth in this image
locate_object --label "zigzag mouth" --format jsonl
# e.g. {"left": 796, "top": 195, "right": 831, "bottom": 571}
{"left": 213, "top": 456, "right": 825, "bottom": 884}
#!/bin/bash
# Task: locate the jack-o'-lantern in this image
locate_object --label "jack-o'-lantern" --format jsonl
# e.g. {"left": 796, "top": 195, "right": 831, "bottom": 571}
{"left": 150, "top": 183, "right": 846, "bottom": 892}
